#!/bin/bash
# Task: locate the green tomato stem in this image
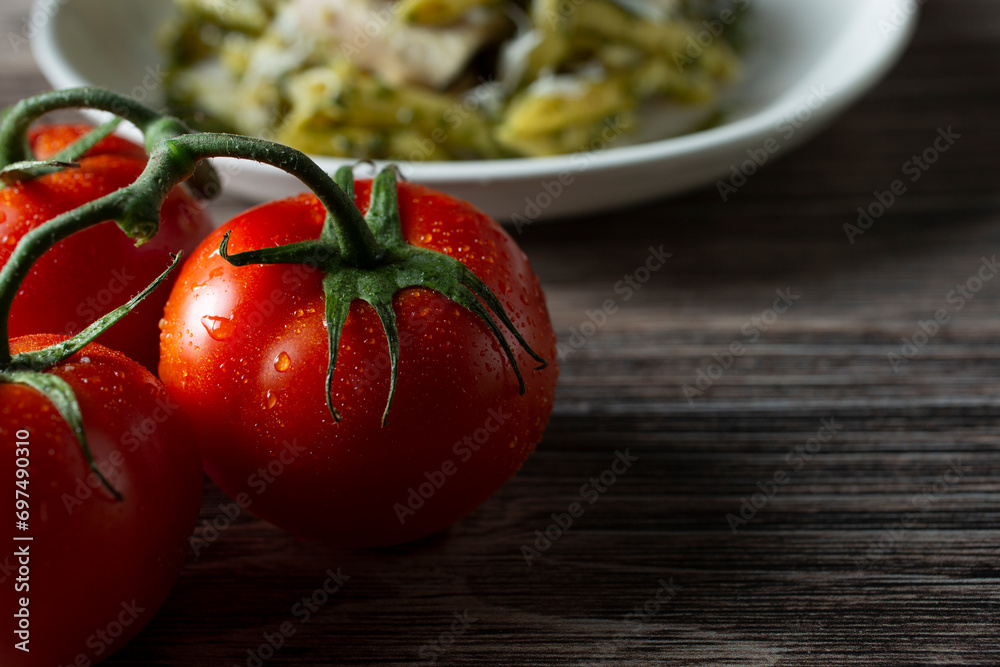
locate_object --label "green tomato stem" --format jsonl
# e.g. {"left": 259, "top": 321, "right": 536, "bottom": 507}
{"left": 0, "top": 196, "right": 123, "bottom": 366}
{"left": 177, "top": 134, "right": 382, "bottom": 267}
{"left": 0, "top": 89, "right": 546, "bottom": 438}
{"left": 0, "top": 130, "right": 385, "bottom": 366}
{"left": 0, "top": 124, "right": 392, "bottom": 498}
{"left": 0, "top": 87, "right": 161, "bottom": 166}
{"left": 0, "top": 86, "right": 220, "bottom": 198}
{"left": 8, "top": 254, "right": 183, "bottom": 372}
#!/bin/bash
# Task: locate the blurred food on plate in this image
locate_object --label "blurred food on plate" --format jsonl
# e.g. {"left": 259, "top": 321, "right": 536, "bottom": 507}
{"left": 162, "top": 0, "right": 747, "bottom": 159}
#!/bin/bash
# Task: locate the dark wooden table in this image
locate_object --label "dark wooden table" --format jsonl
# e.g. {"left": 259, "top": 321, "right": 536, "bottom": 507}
{"left": 5, "top": 0, "right": 1000, "bottom": 664}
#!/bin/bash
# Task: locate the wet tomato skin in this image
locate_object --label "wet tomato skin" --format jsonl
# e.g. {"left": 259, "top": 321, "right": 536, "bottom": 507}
{"left": 0, "top": 124, "right": 213, "bottom": 370}
{"left": 159, "top": 182, "right": 559, "bottom": 547}
{"left": 0, "top": 335, "right": 203, "bottom": 667}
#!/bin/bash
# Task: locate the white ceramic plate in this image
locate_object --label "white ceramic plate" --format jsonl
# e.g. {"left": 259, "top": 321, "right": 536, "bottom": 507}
{"left": 31, "top": 0, "right": 918, "bottom": 220}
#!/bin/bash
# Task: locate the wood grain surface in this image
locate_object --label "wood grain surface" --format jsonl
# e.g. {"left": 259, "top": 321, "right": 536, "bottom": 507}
{"left": 4, "top": 0, "right": 1000, "bottom": 664}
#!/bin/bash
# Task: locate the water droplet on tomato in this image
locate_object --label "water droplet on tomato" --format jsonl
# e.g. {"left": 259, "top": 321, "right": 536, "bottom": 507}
{"left": 274, "top": 351, "right": 291, "bottom": 372}
{"left": 210, "top": 267, "right": 224, "bottom": 278}
{"left": 264, "top": 390, "right": 277, "bottom": 409}
{"left": 294, "top": 308, "right": 305, "bottom": 318}
{"left": 201, "top": 314, "right": 234, "bottom": 341}
{"left": 2, "top": 235, "right": 15, "bottom": 247}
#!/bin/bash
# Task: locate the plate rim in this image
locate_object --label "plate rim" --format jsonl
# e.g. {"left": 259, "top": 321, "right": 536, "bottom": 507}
{"left": 29, "top": 0, "right": 919, "bottom": 194}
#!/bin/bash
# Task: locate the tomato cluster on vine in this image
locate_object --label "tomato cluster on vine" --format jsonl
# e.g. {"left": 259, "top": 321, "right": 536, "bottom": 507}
{"left": 0, "top": 87, "right": 557, "bottom": 667}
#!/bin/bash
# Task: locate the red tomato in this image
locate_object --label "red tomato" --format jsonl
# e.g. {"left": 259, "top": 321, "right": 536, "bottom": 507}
{"left": 0, "top": 335, "right": 203, "bottom": 667}
{"left": 159, "top": 182, "right": 558, "bottom": 547}
{"left": 0, "top": 124, "right": 213, "bottom": 370}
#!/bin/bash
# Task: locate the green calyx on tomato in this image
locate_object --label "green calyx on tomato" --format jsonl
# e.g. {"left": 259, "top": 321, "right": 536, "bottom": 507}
{"left": 0, "top": 87, "right": 220, "bottom": 499}
{"left": 219, "top": 164, "right": 549, "bottom": 424}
